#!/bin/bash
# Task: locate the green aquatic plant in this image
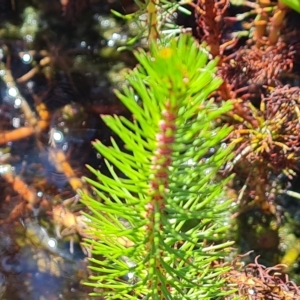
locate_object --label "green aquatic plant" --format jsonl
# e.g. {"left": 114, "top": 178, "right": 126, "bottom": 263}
{"left": 113, "top": 0, "right": 192, "bottom": 46}
{"left": 81, "top": 34, "right": 236, "bottom": 299}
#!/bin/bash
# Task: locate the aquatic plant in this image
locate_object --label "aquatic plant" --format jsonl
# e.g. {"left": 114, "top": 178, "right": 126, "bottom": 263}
{"left": 2, "top": 0, "right": 300, "bottom": 297}
{"left": 81, "top": 33, "right": 236, "bottom": 298}
{"left": 77, "top": 0, "right": 300, "bottom": 298}
{"left": 225, "top": 254, "right": 300, "bottom": 298}
{"left": 192, "top": 0, "right": 300, "bottom": 215}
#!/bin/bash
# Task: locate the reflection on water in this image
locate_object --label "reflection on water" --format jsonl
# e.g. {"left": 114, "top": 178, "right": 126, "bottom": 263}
{"left": 0, "top": 221, "right": 95, "bottom": 300}
{"left": 0, "top": 100, "right": 104, "bottom": 299}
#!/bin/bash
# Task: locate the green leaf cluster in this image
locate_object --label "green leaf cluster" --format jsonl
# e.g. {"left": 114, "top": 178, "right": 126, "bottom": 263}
{"left": 81, "top": 34, "right": 235, "bottom": 299}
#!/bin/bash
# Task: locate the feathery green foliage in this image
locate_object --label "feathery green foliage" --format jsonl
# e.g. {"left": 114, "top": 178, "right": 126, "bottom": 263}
{"left": 81, "top": 34, "right": 235, "bottom": 299}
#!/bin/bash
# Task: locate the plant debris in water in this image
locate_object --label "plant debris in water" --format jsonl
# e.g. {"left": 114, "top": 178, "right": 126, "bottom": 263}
{"left": 0, "top": 0, "right": 136, "bottom": 299}
{"left": 192, "top": 0, "right": 300, "bottom": 293}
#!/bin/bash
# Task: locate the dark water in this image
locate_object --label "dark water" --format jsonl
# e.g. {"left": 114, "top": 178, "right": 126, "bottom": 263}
{"left": 0, "top": 1, "right": 134, "bottom": 299}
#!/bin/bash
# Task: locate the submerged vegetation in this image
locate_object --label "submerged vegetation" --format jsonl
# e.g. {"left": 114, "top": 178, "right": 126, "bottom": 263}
{"left": 0, "top": 0, "right": 300, "bottom": 299}
{"left": 81, "top": 0, "right": 300, "bottom": 298}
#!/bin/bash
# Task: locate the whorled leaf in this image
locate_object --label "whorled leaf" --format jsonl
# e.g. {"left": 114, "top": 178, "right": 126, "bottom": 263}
{"left": 81, "top": 34, "right": 235, "bottom": 299}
